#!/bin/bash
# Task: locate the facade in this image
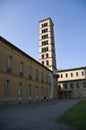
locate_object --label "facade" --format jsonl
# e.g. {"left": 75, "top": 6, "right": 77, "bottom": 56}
{"left": 0, "top": 17, "right": 85, "bottom": 105}
{"left": 57, "top": 67, "right": 86, "bottom": 99}
{"left": 0, "top": 36, "right": 57, "bottom": 105}
{"left": 39, "top": 18, "right": 57, "bottom": 72}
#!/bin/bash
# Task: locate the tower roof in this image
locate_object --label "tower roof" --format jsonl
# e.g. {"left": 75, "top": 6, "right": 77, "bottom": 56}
{"left": 39, "top": 17, "right": 54, "bottom": 25}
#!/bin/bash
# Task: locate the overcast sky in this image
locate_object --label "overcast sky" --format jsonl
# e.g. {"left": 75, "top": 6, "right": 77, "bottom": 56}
{"left": 0, "top": 0, "right": 86, "bottom": 69}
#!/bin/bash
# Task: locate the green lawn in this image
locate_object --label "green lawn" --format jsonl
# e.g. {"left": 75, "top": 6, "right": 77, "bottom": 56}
{"left": 57, "top": 100, "right": 86, "bottom": 130}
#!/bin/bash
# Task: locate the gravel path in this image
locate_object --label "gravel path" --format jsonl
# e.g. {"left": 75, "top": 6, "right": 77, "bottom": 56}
{"left": 0, "top": 99, "right": 79, "bottom": 130}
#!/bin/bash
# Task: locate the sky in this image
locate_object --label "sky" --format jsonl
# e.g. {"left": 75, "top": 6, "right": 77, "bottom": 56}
{"left": 0, "top": 0, "right": 86, "bottom": 70}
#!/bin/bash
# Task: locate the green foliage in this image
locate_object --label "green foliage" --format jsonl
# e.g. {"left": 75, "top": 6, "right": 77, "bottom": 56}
{"left": 57, "top": 100, "right": 86, "bottom": 130}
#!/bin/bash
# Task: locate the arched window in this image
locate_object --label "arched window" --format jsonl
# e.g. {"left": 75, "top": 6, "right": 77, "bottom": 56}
{"left": 81, "top": 71, "right": 84, "bottom": 76}
{"left": 71, "top": 73, "right": 73, "bottom": 77}
{"left": 61, "top": 74, "right": 63, "bottom": 78}
{"left": 42, "top": 54, "right": 44, "bottom": 59}
{"left": 42, "top": 61, "right": 44, "bottom": 65}
{"left": 46, "top": 53, "right": 48, "bottom": 58}
{"left": 65, "top": 73, "right": 68, "bottom": 78}
{"left": 46, "top": 60, "right": 49, "bottom": 65}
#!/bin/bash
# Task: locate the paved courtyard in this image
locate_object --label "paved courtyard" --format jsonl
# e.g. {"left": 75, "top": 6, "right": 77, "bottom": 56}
{"left": 0, "top": 99, "right": 79, "bottom": 130}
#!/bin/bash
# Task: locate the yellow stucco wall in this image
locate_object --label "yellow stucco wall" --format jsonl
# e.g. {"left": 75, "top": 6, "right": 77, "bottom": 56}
{"left": 0, "top": 37, "right": 55, "bottom": 104}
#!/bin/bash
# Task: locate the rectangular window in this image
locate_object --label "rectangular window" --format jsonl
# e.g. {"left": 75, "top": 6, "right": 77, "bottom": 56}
{"left": 70, "top": 83, "right": 74, "bottom": 89}
{"left": 41, "top": 23, "right": 48, "bottom": 28}
{"left": 36, "top": 86, "right": 38, "bottom": 97}
{"left": 41, "top": 72, "right": 44, "bottom": 83}
{"left": 36, "top": 69, "right": 39, "bottom": 81}
{"left": 19, "top": 62, "right": 24, "bottom": 76}
{"left": 42, "top": 40, "right": 48, "bottom": 46}
{"left": 46, "top": 87, "right": 48, "bottom": 96}
{"left": 48, "top": 75, "right": 51, "bottom": 85}
{"left": 64, "top": 84, "right": 67, "bottom": 89}
{"left": 46, "top": 74, "right": 48, "bottom": 84}
{"left": 41, "top": 86, "right": 44, "bottom": 97}
{"left": 41, "top": 47, "right": 48, "bottom": 52}
{"left": 83, "top": 82, "right": 86, "bottom": 88}
{"left": 28, "top": 66, "right": 32, "bottom": 79}
{"left": 4, "top": 80, "right": 9, "bottom": 96}
{"left": 42, "top": 28, "right": 48, "bottom": 33}
{"left": 7, "top": 56, "right": 13, "bottom": 72}
{"left": 42, "top": 34, "right": 48, "bottom": 39}
{"left": 28, "top": 84, "right": 31, "bottom": 96}
{"left": 18, "top": 83, "right": 22, "bottom": 96}
{"left": 76, "top": 83, "right": 80, "bottom": 89}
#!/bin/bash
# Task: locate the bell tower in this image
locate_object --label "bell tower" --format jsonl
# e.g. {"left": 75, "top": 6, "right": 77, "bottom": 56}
{"left": 39, "top": 18, "right": 57, "bottom": 72}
